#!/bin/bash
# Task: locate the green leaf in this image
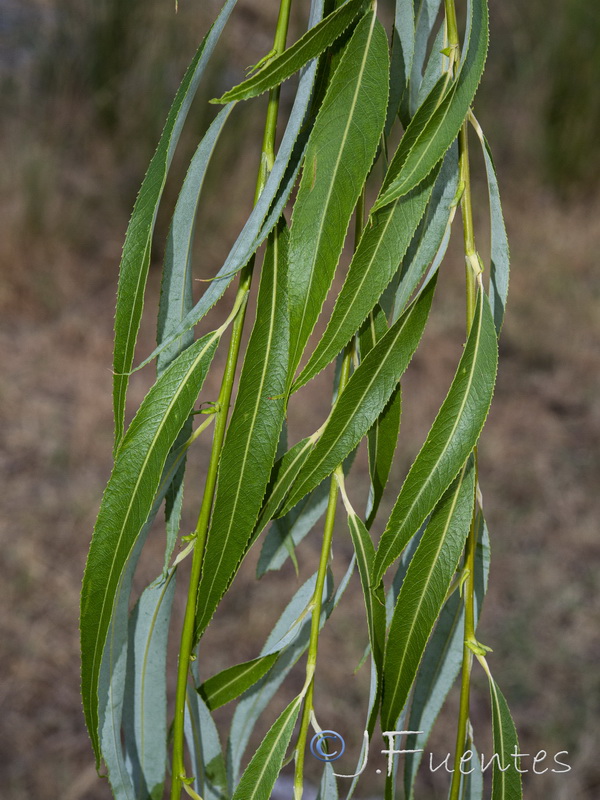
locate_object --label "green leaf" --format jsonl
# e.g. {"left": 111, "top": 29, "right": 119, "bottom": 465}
{"left": 254, "top": 437, "right": 315, "bottom": 532}
{"left": 288, "top": 9, "right": 389, "bottom": 378}
{"left": 280, "top": 277, "right": 436, "bottom": 518}
{"left": 372, "top": 286, "right": 498, "bottom": 584}
{"left": 463, "top": 741, "right": 484, "bottom": 800}
{"left": 384, "top": 143, "right": 459, "bottom": 324}
{"left": 381, "top": 459, "right": 475, "bottom": 730}
{"left": 344, "top": 507, "right": 386, "bottom": 672}
{"left": 185, "top": 674, "right": 228, "bottom": 800}
{"left": 228, "top": 563, "right": 354, "bottom": 784}
{"left": 213, "top": 0, "right": 367, "bottom": 103}
{"left": 123, "top": 572, "right": 176, "bottom": 800}
{"left": 474, "top": 122, "right": 510, "bottom": 334}
{"left": 372, "top": 0, "right": 489, "bottom": 209}
{"left": 81, "top": 330, "right": 219, "bottom": 762}
{"left": 199, "top": 653, "right": 279, "bottom": 712}
{"left": 486, "top": 676, "right": 523, "bottom": 800}
{"left": 360, "top": 307, "right": 402, "bottom": 526}
{"left": 403, "top": 519, "right": 490, "bottom": 798}
{"left": 132, "top": 0, "right": 325, "bottom": 374}
{"left": 157, "top": 105, "right": 234, "bottom": 374}
{"left": 195, "top": 223, "right": 289, "bottom": 639}
{"left": 292, "top": 165, "right": 438, "bottom": 391}
{"left": 316, "top": 762, "right": 339, "bottom": 800}
{"left": 387, "top": 0, "right": 415, "bottom": 131}
{"left": 231, "top": 695, "right": 303, "bottom": 800}
{"left": 408, "top": 0, "right": 443, "bottom": 117}
{"left": 98, "top": 547, "right": 141, "bottom": 800}
{"left": 112, "top": 0, "right": 237, "bottom": 450}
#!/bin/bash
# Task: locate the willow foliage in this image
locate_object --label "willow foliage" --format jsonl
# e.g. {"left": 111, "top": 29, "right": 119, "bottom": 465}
{"left": 81, "top": 0, "right": 521, "bottom": 797}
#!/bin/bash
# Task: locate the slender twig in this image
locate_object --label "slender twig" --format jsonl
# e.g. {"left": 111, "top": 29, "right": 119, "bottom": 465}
{"left": 169, "top": 3, "right": 293, "bottom": 797}
{"left": 443, "top": 2, "right": 484, "bottom": 797}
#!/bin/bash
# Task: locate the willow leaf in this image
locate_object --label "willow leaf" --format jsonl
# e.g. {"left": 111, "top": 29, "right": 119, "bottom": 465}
{"left": 372, "top": 287, "right": 498, "bottom": 584}
{"left": 463, "top": 742, "right": 484, "bottom": 800}
{"left": 403, "top": 520, "right": 490, "bottom": 798}
{"left": 185, "top": 672, "right": 228, "bottom": 800}
{"left": 98, "top": 547, "right": 142, "bottom": 800}
{"left": 359, "top": 307, "right": 402, "bottom": 525}
{"left": 386, "top": 143, "right": 459, "bottom": 324}
{"left": 199, "top": 653, "right": 279, "bottom": 712}
{"left": 157, "top": 104, "right": 234, "bottom": 374}
{"left": 381, "top": 459, "right": 475, "bottom": 730}
{"left": 231, "top": 695, "right": 302, "bottom": 800}
{"left": 280, "top": 277, "right": 436, "bottom": 517}
{"left": 475, "top": 123, "right": 510, "bottom": 334}
{"left": 372, "top": 0, "right": 489, "bottom": 210}
{"left": 112, "top": 0, "right": 237, "bottom": 450}
{"left": 288, "top": 9, "right": 389, "bottom": 378}
{"left": 293, "top": 165, "right": 438, "bottom": 391}
{"left": 344, "top": 510, "right": 386, "bottom": 678}
{"left": 195, "top": 224, "right": 289, "bottom": 639}
{"left": 228, "top": 564, "right": 353, "bottom": 785}
{"left": 487, "top": 676, "right": 523, "bottom": 800}
{"left": 387, "top": 0, "right": 415, "bottom": 131}
{"left": 213, "top": 0, "right": 367, "bottom": 103}
{"left": 123, "top": 572, "right": 176, "bottom": 800}
{"left": 81, "top": 331, "right": 219, "bottom": 762}
{"left": 317, "top": 763, "right": 338, "bottom": 800}
{"left": 408, "top": 0, "right": 443, "bottom": 116}
{"left": 134, "top": 0, "right": 325, "bottom": 373}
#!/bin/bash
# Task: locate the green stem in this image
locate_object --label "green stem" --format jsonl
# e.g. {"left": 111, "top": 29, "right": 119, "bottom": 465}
{"left": 293, "top": 347, "right": 353, "bottom": 800}
{"left": 170, "top": 3, "right": 293, "bottom": 797}
{"left": 293, "top": 191, "right": 365, "bottom": 799}
{"left": 444, "top": 2, "right": 482, "bottom": 798}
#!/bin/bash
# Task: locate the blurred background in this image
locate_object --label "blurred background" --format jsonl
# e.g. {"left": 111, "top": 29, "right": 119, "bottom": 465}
{"left": 1, "top": 0, "right": 599, "bottom": 798}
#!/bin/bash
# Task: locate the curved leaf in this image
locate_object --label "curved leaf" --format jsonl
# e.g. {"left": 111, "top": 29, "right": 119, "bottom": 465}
{"left": 372, "top": 0, "right": 489, "bottom": 210}
{"left": 381, "top": 459, "right": 475, "bottom": 730}
{"left": 134, "top": 0, "right": 326, "bottom": 373}
{"left": 123, "top": 572, "right": 176, "bottom": 800}
{"left": 213, "top": 0, "right": 367, "bottom": 103}
{"left": 231, "top": 695, "right": 303, "bottom": 800}
{"left": 403, "top": 519, "right": 490, "bottom": 798}
{"left": 292, "top": 165, "right": 438, "bottom": 391}
{"left": 484, "top": 671, "right": 523, "bottom": 800}
{"left": 195, "top": 224, "right": 289, "bottom": 639}
{"left": 280, "top": 277, "right": 436, "bottom": 517}
{"left": 112, "top": 0, "right": 237, "bottom": 449}
{"left": 372, "top": 287, "right": 498, "bottom": 584}
{"left": 288, "top": 9, "right": 389, "bottom": 378}
{"left": 81, "top": 330, "right": 219, "bottom": 761}
{"left": 199, "top": 653, "right": 279, "bottom": 712}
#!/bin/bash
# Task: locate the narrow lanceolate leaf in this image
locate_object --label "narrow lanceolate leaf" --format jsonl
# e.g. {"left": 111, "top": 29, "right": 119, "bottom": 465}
{"left": 280, "top": 278, "right": 436, "bottom": 517}
{"left": 403, "top": 520, "right": 490, "bottom": 798}
{"left": 381, "top": 459, "right": 475, "bottom": 730}
{"left": 112, "top": 0, "right": 237, "bottom": 450}
{"left": 372, "top": 0, "right": 489, "bottom": 209}
{"left": 231, "top": 695, "right": 303, "bottom": 800}
{"left": 344, "top": 509, "right": 386, "bottom": 672}
{"left": 387, "top": 0, "right": 415, "bottom": 130}
{"left": 373, "top": 287, "right": 498, "bottom": 584}
{"left": 408, "top": 0, "right": 443, "bottom": 116}
{"left": 386, "top": 144, "right": 459, "bottom": 323}
{"left": 213, "top": 0, "right": 367, "bottom": 103}
{"left": 487, "top": 677, "right": 523, "bottom": 800}
{"left": 195, "top": 224, "right": 289, "bottom": 639}
{"left": 185, "top": 677, "right": 228, "bottom": 800}
{"left": 198, "top": 653, "right": 279, "bottom": 712}
{"left": 157, "top": 104, "right": 234, "bottom": 374}
{"left": 123, "top": 572, "right": 176, "bottom": 800}
{"left": 288, "top": 10, "right": 389, "bottom": 378}
{"left": 473, "top": 121, "right": 510, "bottom": 334}
{"left": 360, "top": 306, "right": 402, "bottom": 525}
{"left": 133, "top": 0, "right": 325, "bottom": 374}
{"left": 292, "top": 166, "right": 438, "bottom": 391}
{"left": 81, "top": 331, "right": 219, "bottom": 762}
